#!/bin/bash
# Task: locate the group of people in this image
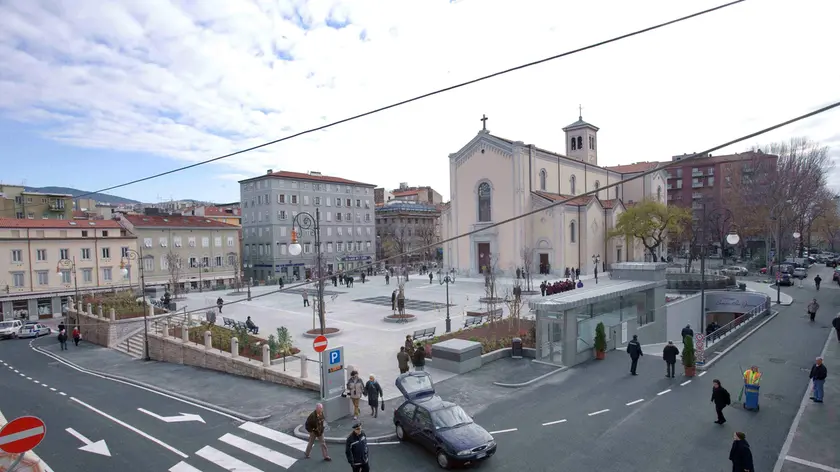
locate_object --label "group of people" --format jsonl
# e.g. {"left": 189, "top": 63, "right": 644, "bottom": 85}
{"left": 397, "top": 335, "right": 426, "bottom": 373}
{"left": 56, "top": 322, "right": 81, "bottom": 350}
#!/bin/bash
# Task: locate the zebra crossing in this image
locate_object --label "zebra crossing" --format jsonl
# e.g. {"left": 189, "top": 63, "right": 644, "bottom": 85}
{"left": 169, "top": 421, "right": 310, "bottom": 471}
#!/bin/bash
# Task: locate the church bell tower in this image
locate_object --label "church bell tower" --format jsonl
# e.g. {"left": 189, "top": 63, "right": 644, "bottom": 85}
{"left": 562, "top": 107, "right": 599, "bottom": 165}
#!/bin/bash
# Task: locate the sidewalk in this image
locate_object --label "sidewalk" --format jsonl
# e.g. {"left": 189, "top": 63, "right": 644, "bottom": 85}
{"left": 744, "top": 281, "right": 794, "bottom": 306}
{"left": 776, "top": 330, "right": 839, "bottom": 472}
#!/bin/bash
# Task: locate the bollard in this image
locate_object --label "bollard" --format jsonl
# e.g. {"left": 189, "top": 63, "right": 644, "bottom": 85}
{"left": 262, "top": 344, "right": 270, "bottom": 367}
{"left": 86, "top": 303, "right": 93, "bottom": 316}
{"left": 230, "top": 337, "right": 239, "bottom": 358}
{"left": 300, "top": 354, "right": 308, "bottom": 379}
{"left": 109, "top": 308, "right": 116, "bottom": 321}
{"left": 77, "top": 300, "right": 84, "bottom": 313}
{"left": 97, "top": 304, "right": 104, "bottom": 318}
{"left": 182, "top": 323, "right": 189, "bottom": 342}
{"left": 161, "top": 321, "right": 168, "bottom": 338}
{"left": 148, "top": 303, "right": 154, "bottom": 318}
{"left": 204, "top": 331, "right": 212, "bottom": 349}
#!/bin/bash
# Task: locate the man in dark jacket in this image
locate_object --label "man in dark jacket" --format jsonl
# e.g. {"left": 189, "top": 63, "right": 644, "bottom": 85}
{"left": 809, "top": 357, "right": 827, "bottom": 403}
{"left": 413, "top": 343, "right": 426, "bottom": 371}
{"left": 626, "top": 335, "right": 643, "bottom": 375}
{"left": 729, "top": 431, "right": 754, "bottom": 472}
{"left": 345, "top": 421, "right": 369, "bottom": 472}
{"left": 833, "top": 313, "right": 840, "bottom": 342}
{"left": 681, "top": 324, "right": 694, "bottom": 338}
{"left": 304, "top": 404, "right": 331, "bottom": 461}
{"left": 397, "top": 347, "right": 410, "bottom": 374}
{"left": 662, "top": 341, "right": 680, "bottom": 378}
{"left": 711, "top": 379, "right": 731, "bottom": 424}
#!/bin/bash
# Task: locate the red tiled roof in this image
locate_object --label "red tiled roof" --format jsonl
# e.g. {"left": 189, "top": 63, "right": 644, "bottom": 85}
{"left": 204, "top": 206, "right": 241, "bottom": 217}
{"left": 533, "top": 191, "right": 595, "bottom": 207}
{"left": 604, "top": 162, "right": 662, "bottom": 173}
{"left": 240, "top": 170, "right": 375, "bottom": 187}
{"left": 72, "top": 210, "right": 86, "bottom": 218}
{"left": 392, "top": 189, "right": 422, "bottom": 197}
{"left": 121, "top": 214, "right": 238, "bottom": 228}
{"left": 0, "top": 218, "right": 122, "bottom": 229}
{"left": 601, "top": 199, "right": 619, "bottom": 209}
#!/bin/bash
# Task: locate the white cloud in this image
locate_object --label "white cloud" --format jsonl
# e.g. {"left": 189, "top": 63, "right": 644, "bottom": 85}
{"left": 0, "top": 0, "right": 839, "bottom": 201}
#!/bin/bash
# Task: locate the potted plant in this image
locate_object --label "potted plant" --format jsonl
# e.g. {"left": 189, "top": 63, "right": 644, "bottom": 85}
{"left": 593, "top": 322, "right": 607, "bottom": 360}
{"left": 683, "top": 334, "right": 696, "bottom": 377}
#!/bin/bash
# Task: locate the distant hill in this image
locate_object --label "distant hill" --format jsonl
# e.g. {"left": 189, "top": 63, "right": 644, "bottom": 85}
{"left": 25, "top": 186, "right": 140, "bottom": 205}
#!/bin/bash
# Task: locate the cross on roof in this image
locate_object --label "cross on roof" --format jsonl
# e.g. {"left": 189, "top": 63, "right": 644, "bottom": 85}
{"left": 480, "top": 114, "right": 488, "bottom": 131}
{"left": 578, "top": 104, "right": 583, "bottom": 120}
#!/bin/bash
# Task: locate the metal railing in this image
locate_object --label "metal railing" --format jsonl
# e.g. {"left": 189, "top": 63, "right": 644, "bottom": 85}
{"left": 702, "top": 299, "right": 770, "bottom": 348}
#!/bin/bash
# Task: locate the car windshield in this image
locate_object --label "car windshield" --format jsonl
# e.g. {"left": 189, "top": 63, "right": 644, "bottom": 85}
{"left": 431, "top": 406, "right": 473, "bottom": 430}
{"left": 0, "top": 321, "right": 14, "bottom": 329}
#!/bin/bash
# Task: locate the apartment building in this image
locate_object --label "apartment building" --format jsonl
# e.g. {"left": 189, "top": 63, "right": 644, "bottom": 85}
{"left": 239, "top": 170, "right": 377, "bottom": 282}
{"left": 181, "top": 205, "right": 242, "bottom": 226}
{"left": 375, "top": 200, "right": 441, "bottom": 264}
{"left": 116, "top": 214, "right": 242, "bottom": 291}
{"left": 0, "top": 185, "right": 74, "bottom": 220}
{"left": 0, "top": 218, "right": 138, "bottom": 320}
{"left": 374, "top": 183, "right": 443, "bottom": 205}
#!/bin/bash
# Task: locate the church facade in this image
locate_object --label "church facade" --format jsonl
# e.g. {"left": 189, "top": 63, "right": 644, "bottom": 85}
{"left": 440, "top": 115, "right": 668, "bottom": 277}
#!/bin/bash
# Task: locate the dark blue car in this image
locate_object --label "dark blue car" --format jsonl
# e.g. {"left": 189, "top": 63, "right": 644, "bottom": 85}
{"left": 393, "top": 371, "right": 496, "bottom": 469}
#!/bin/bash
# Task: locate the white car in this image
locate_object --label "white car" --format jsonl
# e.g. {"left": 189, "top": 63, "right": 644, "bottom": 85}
{"left": 723, "top": 266, "right": 748, "bottom": 276}
{"left": 19, "top": 322, "right": 52, "bottom": 338}
{"left": 793, "top": 267, "right": 807, "bottom": 279}
{"left": 0, "top": 320, "right": 24, "bottom": 339}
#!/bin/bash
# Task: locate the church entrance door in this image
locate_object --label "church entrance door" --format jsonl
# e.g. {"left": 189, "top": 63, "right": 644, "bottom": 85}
{"left": 477, "top": 243, "right": 490, "bottom": 273}
{"left": 539, "top": 253, "right": 549, "bottom": 274}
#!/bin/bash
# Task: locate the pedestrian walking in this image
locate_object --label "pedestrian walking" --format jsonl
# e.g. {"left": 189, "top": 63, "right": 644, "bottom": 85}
{"left": 385, "top": 273, "right": 390, "bottom": 285}
{"left": 540, "top": 281, "right": 546, "bottom": 296}
{"left": 711, "top": 379, "right": 731, "bottom": 424}
{"left": 345, "top": 421, "right": 370, "bottom": 472}
{"left": 626, "top": 334, "right": 643, "bottom": 375}
{"left": 72, "top": 326, "right": 81, "bottom": 346}
{"left": 413, "top": 343, "right": 426, "bottom": 371}
{"left": 833, "top": 313, "right": 840, "bottom": 342}
{"left": 729, "top": 431, "right": 754, "bottom": 472}
{"left": 303, "top": 403, "right": 331, "bottom": 461}
{"left": 807, "top": 298, "right": 819, "bottom": 322}
{"left": 815, "top": 274, "right": 822, "bottom": 291}
{"left": 681, "top": 324, "right": 694, "bottom": 338}
{"left": 303, "top": 290, "right": 310, "bottom": 307}
{"left": 397, "top": 346, "right": 410, "bottom": 374}
{"left": 57, "top": 329, "right": 68, "bottom": 350}
{"left": 216, "top": 297, "right": 224, "bottom": 313}
{"left": 662, "top": 341, "right": 679, "bottom": 378}
{"left": 364, "top": 375, "right": 383, "bottom": 418}
{"left": 346, "top": 370, "right": 365, "bottom": 420}
{"left": 391, "top": 290, "right": 397, "bottom": 311}
{"left": 809, "top": 356, "right": 827, "bottom": 403}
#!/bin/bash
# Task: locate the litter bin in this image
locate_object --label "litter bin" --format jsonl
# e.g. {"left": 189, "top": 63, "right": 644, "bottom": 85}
{"left": 511, "top": 337, "right": 523, "bottom": 358}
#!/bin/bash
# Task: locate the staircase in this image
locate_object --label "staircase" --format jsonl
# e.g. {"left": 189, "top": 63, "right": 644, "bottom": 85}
{"left": 112, "top": 310, "right": 196, "bottom": 359}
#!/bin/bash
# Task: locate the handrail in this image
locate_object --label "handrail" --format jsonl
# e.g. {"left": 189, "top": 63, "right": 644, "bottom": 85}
{"left": 702, "top": 299, "right": 769, "bottom": 347}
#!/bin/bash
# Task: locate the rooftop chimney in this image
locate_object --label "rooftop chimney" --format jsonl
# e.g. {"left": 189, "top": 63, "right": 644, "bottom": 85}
{"left": 309, "top": 171, "right": 322, "bottom": 176}
{"left": 267, "top": 169, "right": 273, "bottom": 174}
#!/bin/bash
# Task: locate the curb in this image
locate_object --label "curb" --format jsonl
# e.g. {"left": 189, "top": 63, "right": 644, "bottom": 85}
{"left": 493, "top": 365, "right": 570, "bottom": 388}
{"left": 29, "top": 341, "right": 271, "bottom": 423}
{"left": 293, "top": 424, "right": 397, "bottom": 444}
{"left": 382, "top": 315, "right": 417, "bottom": 323}
{"left": 697, "top": 310, "right": 779, "bottom": 371}
{"left": 301, "top": 328, "right": 343, "bottom": 338}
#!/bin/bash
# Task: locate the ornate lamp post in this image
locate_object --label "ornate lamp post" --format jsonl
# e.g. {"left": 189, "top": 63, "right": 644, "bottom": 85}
{"left": 592, "top": 254, "right": 601, "bottom": 284}
{"left": 56, "top": 257, "right": 79, "bottom": 325}
{"left": 289, "top": 209, "right": 325, "bottom": 335}
{"left": 120, "top": 248, "right": 150, "bottom": 361}
{"left": 440, "top": 272, "right": 453, "bottom": 332}
{"left": 699, "top": 206, "right": 739, "bottom": 334}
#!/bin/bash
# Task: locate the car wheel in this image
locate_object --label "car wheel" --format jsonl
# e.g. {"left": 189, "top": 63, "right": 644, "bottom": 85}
{"left": 395, "top": 424, "right": 405, "bottom": 442}
{"left": 436, "top": 450, "right": 450, "bottom": 469}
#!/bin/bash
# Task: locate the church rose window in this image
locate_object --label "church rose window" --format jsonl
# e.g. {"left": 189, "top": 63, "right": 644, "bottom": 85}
{"left": 478, "top": 182, "right": 491, "bottom": 222}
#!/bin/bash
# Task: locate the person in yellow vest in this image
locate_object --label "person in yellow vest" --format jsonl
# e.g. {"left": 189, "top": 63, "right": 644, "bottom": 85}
{"left": 744, "top": 366, "right": 762, "bottom": 385}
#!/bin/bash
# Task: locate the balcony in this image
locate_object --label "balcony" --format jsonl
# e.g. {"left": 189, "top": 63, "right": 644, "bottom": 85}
{"left": 48, "top": 201, "right": 66, "bottom": 211}
{"left": 692, "top": 182, "right": 703, "bottom": 188}
{"left": 692, "top": 203, "right": 703, "bottom": 210}
{"left": 692, "top": 192, "right": 703, "bottom": 199}
{"left": 691, "top": 170, "right": 703, "bottom": 177}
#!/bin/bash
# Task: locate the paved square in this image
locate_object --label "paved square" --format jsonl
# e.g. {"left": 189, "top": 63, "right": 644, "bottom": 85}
{"left": 352, "top": 296, "right": 451, "bottom": 312}
{"left": 280, "top": 287, "right": 346, "bottom": 297}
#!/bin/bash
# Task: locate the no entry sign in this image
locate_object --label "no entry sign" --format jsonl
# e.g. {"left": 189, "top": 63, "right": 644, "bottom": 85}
{"left": 0, "top": 416, "right": 46, "bottom": 454}
{"left": 313, "top": 335, "right": 329, "bottom": 353}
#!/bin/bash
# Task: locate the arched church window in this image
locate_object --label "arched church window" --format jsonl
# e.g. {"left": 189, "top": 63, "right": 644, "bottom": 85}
{"left": 477, "top": 182, "right": 492, "bottom": 222}
{"left": 589, "top": 136, "right": 595, "bottom": 150}
{"left": 577, "top": 136, "right": 583, "bottom": 150}
{"left": 539, "top": 169, "right": 547, "bottom": 191}
{"left": 657, "top": 186, "right": 662, "bottom": 201}
{"left": 570, "top": 221, "right": 576, "bottom": 243}
{"left": 570, "top": 175, "right": 577, "bottom": 195}
{"left": 571, "top": 137, "right": 577, "bottom": 151}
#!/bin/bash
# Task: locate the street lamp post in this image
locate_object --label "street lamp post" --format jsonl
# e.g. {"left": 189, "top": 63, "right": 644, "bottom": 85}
{"left": 771, "top": 201, "right": 797, "bottom": 304}
{"left": 56, "top": 257, "right": 79, "bottom": 325}
{"left": 699, "top": 206, "right": 740, "bottom": 335}
{"left": 440, "top": 273, "right": 452, "bottom": 333}
{"left": 289, "top": 208, "right": 325, "bottom": 335}
{"left": 120, "top": 248, "right": 150, "bottom": 361}
{"left": 592, "top": 254, "right": 601, "bottom": 284}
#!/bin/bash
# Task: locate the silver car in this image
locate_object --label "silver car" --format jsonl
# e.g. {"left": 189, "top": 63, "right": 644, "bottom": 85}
{"left": 793, "top": 267, "right": 807, "bottom": 279}
{"left": 723, "top": 266, "right": 748, "bottom": 276}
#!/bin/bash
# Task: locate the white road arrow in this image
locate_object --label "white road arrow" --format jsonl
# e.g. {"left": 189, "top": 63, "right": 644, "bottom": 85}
{"left": 137, "top": 408, "right": 205, "bottom": 424}
{"left": 66, "top": 428, "right": 111, "bottom": 457}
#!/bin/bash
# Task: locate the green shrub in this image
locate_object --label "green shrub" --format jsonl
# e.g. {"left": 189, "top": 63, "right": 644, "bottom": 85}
{"left": 682, "top": 335, "right": 696, "bottom": 367}
{"left": 594, "top": 322, "right": 607, "bottom": 352}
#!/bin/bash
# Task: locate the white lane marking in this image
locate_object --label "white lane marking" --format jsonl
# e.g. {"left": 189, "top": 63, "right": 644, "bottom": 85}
{"left": 137, "top": 408, "right": 205, "bottom": 424}
{"left": 680, "top": 380, "right": 692, "bottom": 386}
{"left": 784, "top": 456, "right": 840, "bottom": 472}
{"left": 219, "top": 433, "right": 296, "bottom": 468}
{"left": 59, "top": 392, "right": 67, "bottom": 396}
{"left": 588, "top": 409, "right": 610, "bottom": 416}
{"left": 239, "top": 421, "right": 309, "bottom": 452}
{"left": 33, "top": 380, "right": 40, "bottom": 384}
{"left": 657, "top": 389, "right": 672, "bottom": 396}
{"left": 13, "top": 369, "right": 18, "bottom": 372}
{"left": 50, "top": 388, "right": 57, "bottom": 391}
{"left": 369, "top": 441, "right": 400, "bottom": 445}
{"left": 626, "top": 399, "right": 644, "bottom": 406}
{"left": 170, "top": 462, "right": 203, "bottom": 472}
{"left": 19, "top": 373, "right": 24, "bottom": 377}
{"left": 26, "top": 377, "right": 32, "bottom": 380}
{"left": 542, "top": 419, "right": 567, "bottom": 426}
{"left": 65, "top": 428, "right": 111, "bottom": 457}
{"left": 41, "top": 383, "right": 47, "bottom": 387}
{"left": 0, "top": 426, "right": 46, "bottom": 446}
{"left": 698, "top": 371, "right": 707, "bottom": 377}
{"left": 33, "top": 345, "right": 242, "bottom": 422}
{"left": 196, "top": 445, "right": 262, "bottom": 471}
{"left": 488, "top": 428, "right": 518, "bottom": 434}
{"left": 70, "top": 397, "right": 188, "bottom": 458}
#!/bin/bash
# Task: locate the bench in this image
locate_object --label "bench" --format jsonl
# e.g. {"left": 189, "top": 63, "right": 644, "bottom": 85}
{"left": 464, "top": 316, "right": 484, "bottom": 328}
{"left": 412, "top": 327, "right": 436, "bottom": 341}
{"left": 231, "top": 320, "right": 259, "bottom": 335}
{"left": 223, "top": 317, "right": 235, "bottom": 327}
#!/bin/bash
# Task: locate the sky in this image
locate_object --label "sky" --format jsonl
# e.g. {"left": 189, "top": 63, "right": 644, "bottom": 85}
{"left": 0, "top": 0, "right": 838, "bottom": 204}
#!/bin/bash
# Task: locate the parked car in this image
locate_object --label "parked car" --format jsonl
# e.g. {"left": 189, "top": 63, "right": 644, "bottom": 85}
{"left": 793, "top": 267, "right": 807, "bottom": 279}
{"left": 0, "top": 320, "right": 24, "bottom": 339}
{"left": 759, "top": 267, "right": 769, "bottom": 274}
{"left": 722, "top": 266, "right": 748, "bottom": 276}
{"left": 19, "top": 322, "right": 51, "bottom": 338}
{"left": 393, "top": 371, "right": 496, "bottom": 469}
{"left": 826, "top": 259, "right": 837, "bottom": 268}
{"left": 778, "top": 273, "right": 793, "bottom": 286}
{"left": 833, "top": 268, "right": 840, "bottom": 282}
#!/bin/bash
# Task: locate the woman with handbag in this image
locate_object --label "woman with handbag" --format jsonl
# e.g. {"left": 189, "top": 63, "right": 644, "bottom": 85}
{"left": 364, "top": 374, "right": 383, "bottom": 418}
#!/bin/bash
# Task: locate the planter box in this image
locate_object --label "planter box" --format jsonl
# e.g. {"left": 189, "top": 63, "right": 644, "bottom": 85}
{"left": 431, "top": 339, "right": 482, "bottom": 374}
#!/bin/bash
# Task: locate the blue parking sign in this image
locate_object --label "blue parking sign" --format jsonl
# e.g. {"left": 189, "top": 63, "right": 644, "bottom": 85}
{"left": 329, "top": 350, "right": 341, "bottom": 365}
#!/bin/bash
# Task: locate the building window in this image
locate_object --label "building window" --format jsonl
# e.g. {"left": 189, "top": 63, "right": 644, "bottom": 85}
{"left": 81, "top": 248, "right": 91, "bottom": 260}
{"left": 202, "top": 256, "right": 210, "bottom": 267}
{"left": 143, "top": 256, "right": 154, "bottom": 271}
{"left": 11, "top": 249, "right": 23, "bottom": 263}
{"left": 291, "top": 195, "right": 298, "bottom": 204}
{"left": 477, "top": 182, "right": 492, "bottom": 222}
{"left": 278, "top": 194, "right": 285, "bottom": 204}
{"left": 189, "top": 256, "right": 198, "bottom": 268}
{"left": 37, "top": 271, "right": 48, "bottom": 285}
{"left": 594, "top": 181, "right": 600, "bottom": 191}
{"left": 81, "top": 230, "right": 89, "bottom": 237}
{"left": 215, "top": 255, "right": 223, "bottom": 267}
{"left": 36, "top": 249, "right": 47, "bottom": 261}
{"left": 355, "top": 199, "right": 361, "bottom": 208}
{"left": 103, "top": 268, "right": 112, "bottom": 281}
{"left": 13, "top": 272, "right": 25, "bottom": 287}
{"left": 570, "top": 175, "right": 577, "bottom": 195}
{"left": 314, "top": 197, "right": 321, "bottom": 205}
{"left": 59, "top": 248, "right": 69, "bottom": 259}
{"left": 657, "top": 186, "right": 662, "bottom": 201}
{"left": 577, "top": 136, "right": 583, "bottom": 150}
{"left": 304, "top": 243, "right": 311, "bottom": 254}
{"left": 103, "top": 230, "right": 109, "bottom": 237}
{"left": 82, "top": 269, "right": 93, "bottom": 283}
{"left": 571, "top": 137, "right": 577, "bottom": 151}
{"left": 570, "top": 221, "right": 576, "bottom": 243}
{"left": 102, "top": 247, "right": 111, "bottom": 259}
{"left": 539, "top": 169, "right": 547, "bottom": 191}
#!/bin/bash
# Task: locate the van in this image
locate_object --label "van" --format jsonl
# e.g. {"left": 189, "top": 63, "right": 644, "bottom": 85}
{"left": 0, "top": 319, "right": 24, "bottom": 339}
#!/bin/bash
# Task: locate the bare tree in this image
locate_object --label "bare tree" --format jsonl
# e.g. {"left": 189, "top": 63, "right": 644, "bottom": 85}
{"left": 381, "top": 223, "right": 411, "bottom": 265}
{"left": 518, "top": 247, "right": 536, "bottom": 292}
{"left": 227, "top": 252, "right": 242, "bottom": 292}
{"left": 814, "top": 200, "right": 840, "bottom": 251}
{"left": 415, "top": 224, "right": 439, "bottom": 263}
{"left": 164, "top": 251, "right": 183, "bottom": 298}
{"left": 503, "top": 280, "right": 526, "bottom": 334}
{"left": 480, "top": 254, "right": 503, "bottom": 326}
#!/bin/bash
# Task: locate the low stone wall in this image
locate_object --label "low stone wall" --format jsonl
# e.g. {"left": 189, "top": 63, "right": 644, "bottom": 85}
{"left": 67, "top": 303, "right": 175, "bottom": 348}
{"left": 146, "top": 332, "right": 319, "bottom": 392}
{"left": 480, "top": 347, "right": 537, "bottom": 364}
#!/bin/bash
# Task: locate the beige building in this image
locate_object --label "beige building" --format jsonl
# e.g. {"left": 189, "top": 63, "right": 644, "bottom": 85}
{"left": 0, "top": 218, "right": 138, "bottom": 320}
{"left": 0, "top": 185, "right": 74, "bottom": 220}
{"left": 375, "top": 200, "right": 441, "bottom": 264}
{"left": 116, "top": 214, "right": 242, "bottom": 291}
{"left": 440, "top": 114, "right": 668, "bottom": 277}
